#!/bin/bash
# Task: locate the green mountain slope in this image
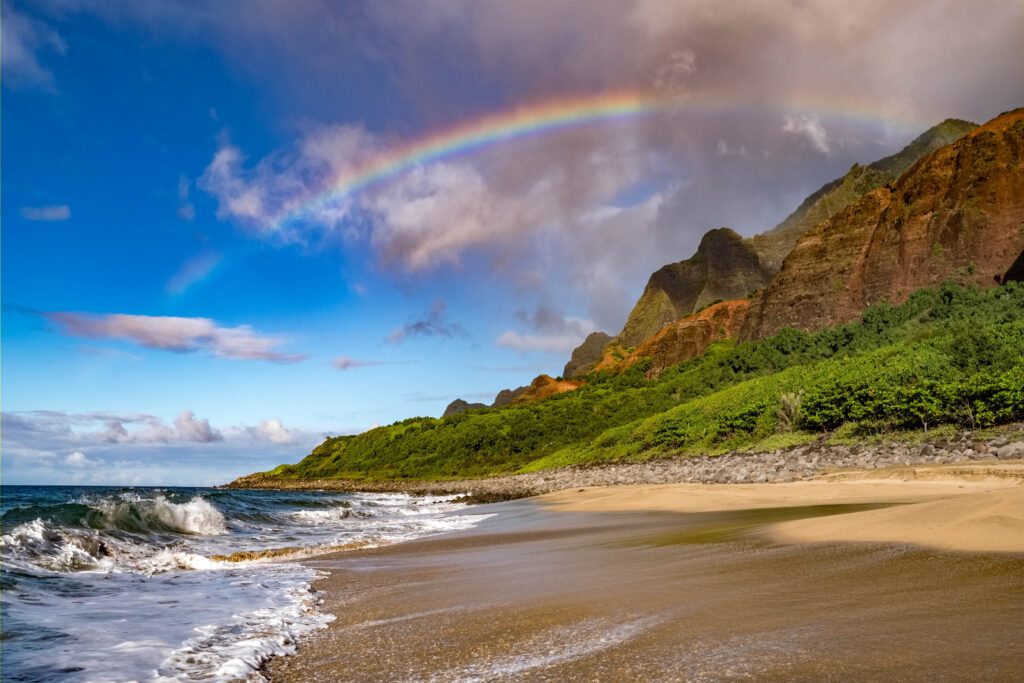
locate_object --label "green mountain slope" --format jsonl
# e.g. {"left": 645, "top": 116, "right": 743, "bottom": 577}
{"left": 589, "top": 118, "right": 979, "bottom": 357}
{"left": 246, "top": 282, "right": 1024, "bottom": 483}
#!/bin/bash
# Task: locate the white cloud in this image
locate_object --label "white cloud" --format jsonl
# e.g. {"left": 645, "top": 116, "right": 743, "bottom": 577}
{"left": 4, "top": 410, "right": 321, "bottom": 456}
{"left": 253, "top": 418, "right": 299, "bottom": 445}
{"left": 716, "top": 139, "right": 749, "bottom": 157}
{"left": 332, "top": 357, "right": 374, "bottom": 370}
{"left": 65, "top": 451, "right": 97, "bottom": 467}
{"left": 199, "top": 114, "right": 658, "bottom": 273}
{"left": 0, "top": 411, "right": 329, "bottom": 486}
{"left": 20, "top": 205, "right": 70, "bottom": 221}
{"left": 2, "top": 410, "right": 223, "bottom": 451}
{"left": 165, "top": 251, "right": 222, "bottom": 296}
{"left": 497, "top": 313, "right": 594, "bottom": 353}
{"left": 173, "top": 410, "right": 222, "bottom": 443}
{"left": 367, "top": 162, "right": 515, "bottom": 270}
{"left": 177, "top": 175, "right": 196, "bottom": 221}
{"left": 46, "top": 312, "right": 306, "bottom": 363}
{"left": 782, "top": 114, "right": 831, "bottom": 155}
{"left": 197, "top": 125, "right": 379, "bottom": 242}
{"left": 224, "top": 417, "right": 319, "bottom": 447}
{"left": 653, "top": 49, "right": 697, "bottom": 94}
{"left": 1, "top": 5, "right": 65, "bottom": 91}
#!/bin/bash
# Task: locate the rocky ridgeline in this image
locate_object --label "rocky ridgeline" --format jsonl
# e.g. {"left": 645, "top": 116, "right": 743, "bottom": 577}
{"left": 225, "top": 428, "right": 1024, "bottom": 503}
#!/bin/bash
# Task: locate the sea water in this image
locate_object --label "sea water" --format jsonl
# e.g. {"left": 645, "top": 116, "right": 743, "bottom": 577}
{"left": 0, "top": 485, "right": 492, "bottom": 682}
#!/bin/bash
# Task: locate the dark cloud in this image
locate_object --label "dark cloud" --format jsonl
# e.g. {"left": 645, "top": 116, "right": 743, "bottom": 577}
{"left": 186, "top": 0, "right": 1022, "bottom": 333}
{"left": 385, "top": 300, "right": 468, "bottom": 344}
{"left": 28, "top": 0, "right": 1024, "bottom": 335}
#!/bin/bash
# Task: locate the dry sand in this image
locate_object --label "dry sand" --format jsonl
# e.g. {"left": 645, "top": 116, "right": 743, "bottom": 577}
{"left": 268, "top": 460, "right": 1024, "bottom": 681}
{"left": 538, "top": 460, "right": 1024, "bottom": 553}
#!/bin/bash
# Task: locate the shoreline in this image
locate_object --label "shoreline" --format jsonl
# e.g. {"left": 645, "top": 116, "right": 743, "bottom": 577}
{"left": 266, "top": 462, "right": 1024, "bottom": 681}
{"left": 538, "top": 460, "right": 1024, "bottom": 553}
{"left": 226, "top": 428, "right": 1024, "bottom": 503}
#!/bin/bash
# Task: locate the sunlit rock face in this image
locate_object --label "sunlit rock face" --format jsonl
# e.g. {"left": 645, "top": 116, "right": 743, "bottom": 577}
{"left": 741, "top": 109, "right": 1024, "bottom": 341}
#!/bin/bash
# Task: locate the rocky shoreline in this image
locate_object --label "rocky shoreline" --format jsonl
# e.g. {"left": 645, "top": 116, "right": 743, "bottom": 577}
{"left": 224, "top": 427, "right": 1024, "bottom": 503}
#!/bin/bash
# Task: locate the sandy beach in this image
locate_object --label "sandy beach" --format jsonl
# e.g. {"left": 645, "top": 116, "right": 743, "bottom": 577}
{"left": 539, "top": 460, "right": 1024, "bottom": 553}
{"left": 269, "top": 460, "right": 1024, "bottom": 681}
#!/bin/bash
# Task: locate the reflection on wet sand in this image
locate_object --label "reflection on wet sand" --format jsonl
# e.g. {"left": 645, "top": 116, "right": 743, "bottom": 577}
{"left": 269, "top": 492, "right": 1024, "bottom": 681}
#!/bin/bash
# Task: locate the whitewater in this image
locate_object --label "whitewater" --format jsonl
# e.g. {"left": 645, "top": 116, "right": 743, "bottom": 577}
{"left": 0, "top": 485, "right": 492, "bottom": 682}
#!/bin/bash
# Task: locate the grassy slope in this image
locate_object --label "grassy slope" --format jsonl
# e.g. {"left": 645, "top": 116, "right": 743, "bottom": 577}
{"left": 262, "top": 281, "right": 1024, "bottom": 482}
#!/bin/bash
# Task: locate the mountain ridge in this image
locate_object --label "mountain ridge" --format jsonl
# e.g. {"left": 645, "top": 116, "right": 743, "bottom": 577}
{"left": 563, "top": 117, "right": 979, "bottom": 376}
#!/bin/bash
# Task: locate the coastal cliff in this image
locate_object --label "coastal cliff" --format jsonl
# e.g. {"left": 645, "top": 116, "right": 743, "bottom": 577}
{"left": 592, "top": 299, "right": 750, "bottom": 378}
{"left": 741, "top": 109, "right": 1024, "bottom": 340}
{"left": 234, "top": 110, "right": 1023, "bottom": 486}
{"left": 564, "top": 118, "right": 978, "bottom": 373}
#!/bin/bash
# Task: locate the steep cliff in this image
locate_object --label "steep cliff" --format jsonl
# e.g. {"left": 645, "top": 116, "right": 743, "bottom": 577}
{"left": 615, "top": 228, "right": 770, "bottom": 348}
{"left": 748, "top": 163, "right": 895, "bottom": 271}
{"left": 604, "top": 118, "right": 979, "bottom": 352}
{"left": 562, "top": 331, "right": 612, "bottom": 377}
{"left": 740, "top": 109, "right": 1024, "bottom": 341}
{"left": 593, "top": 299, "right": 750, "bottom": 378}
{"left": 752, "top": 118, "right": 978, "bottom": 268}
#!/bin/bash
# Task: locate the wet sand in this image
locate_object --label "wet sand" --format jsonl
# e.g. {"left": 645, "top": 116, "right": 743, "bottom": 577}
{"left": 541, "top": 461, "right": 1024, "bottom": 553}
{"left": 269, "top": 465, "right": 1024, "bottom": 681}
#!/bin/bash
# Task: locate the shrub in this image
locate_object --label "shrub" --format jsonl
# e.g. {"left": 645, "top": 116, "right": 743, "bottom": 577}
{"left": 776, "top": 390, "right": 805, "bottom": 432}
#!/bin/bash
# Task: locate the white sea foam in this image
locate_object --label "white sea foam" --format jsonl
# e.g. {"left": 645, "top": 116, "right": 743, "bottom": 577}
{"left": 2, "top": 487, "right": 494, "bottom": 682}
{"left": 0, "top": 517, "right": 221, "bottom": 575}
{"left": 158, "top": 568, "right": 335, "bottom": 682}
{"left": 432, "top": 616, "right": 660, "bottom": 681}
{"left": 90, "top": 494, "right": 229, "bottom": 535}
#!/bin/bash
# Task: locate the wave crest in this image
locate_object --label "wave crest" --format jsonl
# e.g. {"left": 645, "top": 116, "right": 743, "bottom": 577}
{"left": 93, "top": 495, "right": 228, "bottom": 536}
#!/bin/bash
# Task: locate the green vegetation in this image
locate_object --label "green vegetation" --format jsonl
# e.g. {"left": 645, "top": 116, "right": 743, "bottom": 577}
{"left": 266, "top": 282, "right": 1024, "bottom": 481}
{"left": 776, "top": 391, "right": 804, "bottom": 432}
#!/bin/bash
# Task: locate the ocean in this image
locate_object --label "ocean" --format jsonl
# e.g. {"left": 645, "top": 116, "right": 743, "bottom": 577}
{"left": 0, "top": 485, "right": 492, "bottom": 682}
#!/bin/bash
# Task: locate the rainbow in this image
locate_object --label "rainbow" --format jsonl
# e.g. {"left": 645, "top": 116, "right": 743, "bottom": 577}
{"left": 274, "top": 89, "right": 929, "bottom": 230}
{"left": 274, "top": 90, "right": 675, "bottom": 228}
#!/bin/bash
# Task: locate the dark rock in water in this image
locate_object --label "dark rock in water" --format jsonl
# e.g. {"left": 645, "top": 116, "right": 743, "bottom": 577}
{"left": 563, "top": 331, "right": 612, "bottom": 378}
{"left": 492, "top": 385, "right": 528, "bottom": 408}
{"left": 442, "top": 399, "right": 486, "bottom": 418}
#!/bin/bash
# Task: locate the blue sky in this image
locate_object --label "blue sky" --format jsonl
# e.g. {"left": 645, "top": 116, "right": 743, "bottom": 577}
{"left": 3, "top": 0, "right": 1022, "bottom": 485}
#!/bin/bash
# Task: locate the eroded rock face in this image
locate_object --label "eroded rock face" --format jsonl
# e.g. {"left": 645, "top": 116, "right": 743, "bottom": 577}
{"left": 508, "top": 374, "right": 585, "bottom": 404}
{"left": 492, "top": 386, "right": 528, "bottom": 408}
{"left": 741, "top": 109, "right": 1024, "bottom": 341}
{"left": 563, "top": 331, "right": 613, "bottom": 378}
{"left": 616, "top": 228, "right": 770, "bottom": 347}
{"left": 442, "top": 399, "right": 487, "bottom": 418}
{"left": 749, "top": 163, "right": 895, "bottom": 272}
{"left": 595, "top": 299, "right": 750, "bottom": 377}
{"left": 567, "top": 120, "right": 978, "bottom": 378}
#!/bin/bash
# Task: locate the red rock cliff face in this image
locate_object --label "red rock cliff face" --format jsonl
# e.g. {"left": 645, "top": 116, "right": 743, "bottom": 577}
{"left": 740, "top": 109, "right": 1024, "bottom": 341}
{"left": 595, "top": 299, "right": 750, "bottom": 378}
{"left": 509, "top": 375, "right": 585, "bottom": 404}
